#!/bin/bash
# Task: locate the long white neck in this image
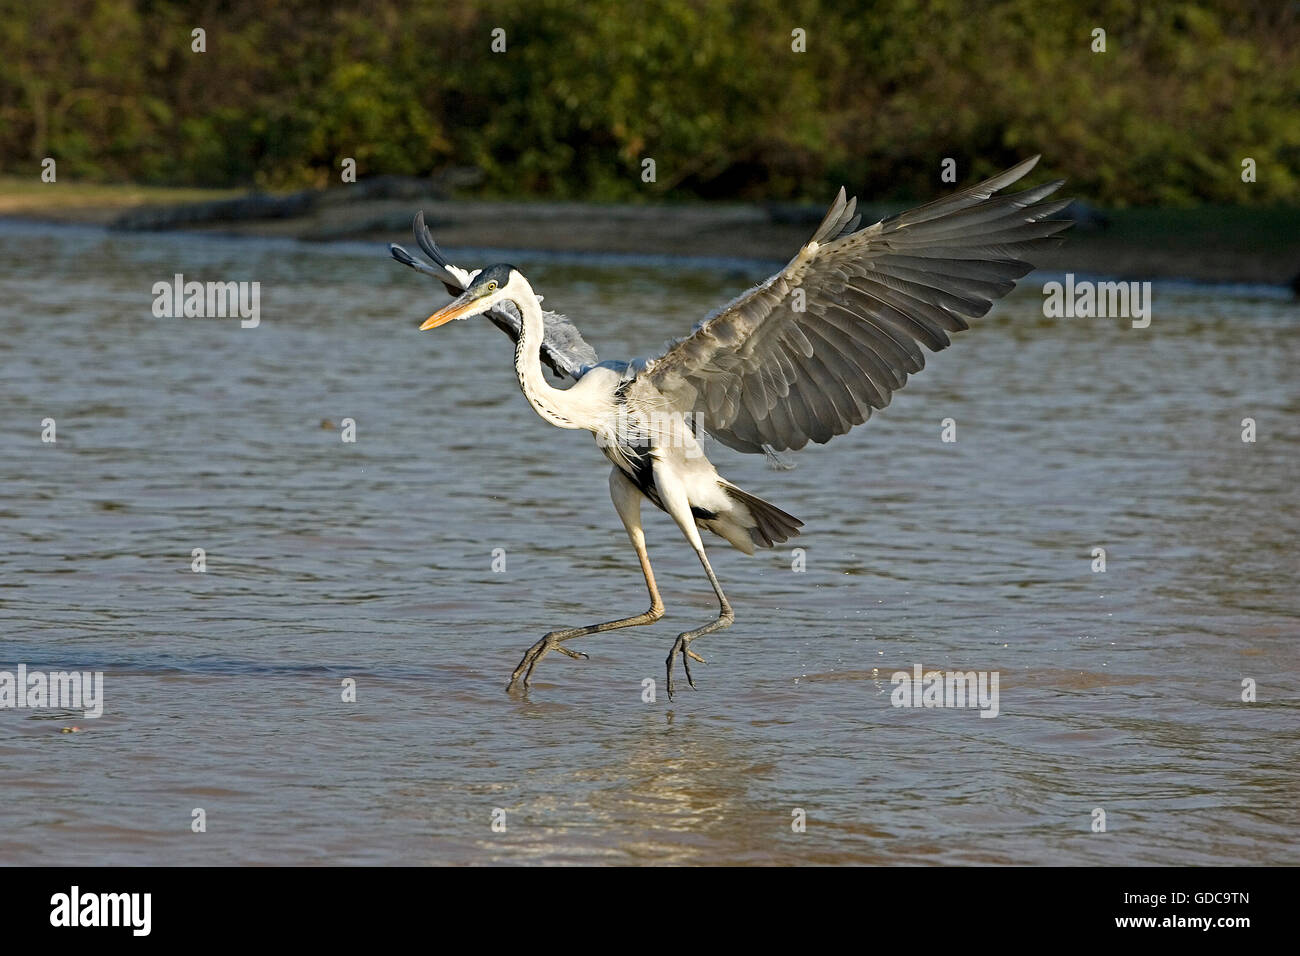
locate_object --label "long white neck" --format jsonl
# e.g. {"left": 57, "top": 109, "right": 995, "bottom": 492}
{"left": 507, "top": 274, "right": 585, "bottom": 431}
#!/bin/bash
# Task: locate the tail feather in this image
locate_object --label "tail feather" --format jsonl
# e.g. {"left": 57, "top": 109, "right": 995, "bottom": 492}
{"left": 721, "top": 483, "right": 803, "bottom": 549}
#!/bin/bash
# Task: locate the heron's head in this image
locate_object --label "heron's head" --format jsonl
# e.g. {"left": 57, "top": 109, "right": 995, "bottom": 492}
{"left": 419, "top": 264, "right": 521, "bottom": 330}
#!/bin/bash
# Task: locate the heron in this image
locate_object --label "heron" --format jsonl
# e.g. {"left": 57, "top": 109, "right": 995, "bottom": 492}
{"left": 390, "top": 156, "right": 1068, "bottom": 697}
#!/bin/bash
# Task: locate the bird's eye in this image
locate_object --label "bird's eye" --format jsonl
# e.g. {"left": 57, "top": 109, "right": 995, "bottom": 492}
{"left": 486, "top": 280, "right": 498, "bottom": 292}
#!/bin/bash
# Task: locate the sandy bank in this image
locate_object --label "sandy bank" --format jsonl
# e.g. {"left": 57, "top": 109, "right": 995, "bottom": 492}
{"left": 2, "top": 178, "right": 1296, "bottom": 288}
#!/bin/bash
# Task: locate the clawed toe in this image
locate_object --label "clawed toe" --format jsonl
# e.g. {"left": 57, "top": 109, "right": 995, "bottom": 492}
{"left": 506, "top": 630, "right": 589, "bottom": 692}
{"left": 665, "top": 634, "right": 706, "bottom": 699}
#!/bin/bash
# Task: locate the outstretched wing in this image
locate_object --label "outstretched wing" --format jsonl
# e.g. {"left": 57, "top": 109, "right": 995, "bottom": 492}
{"left": 390, "top": 212, "right": 599, "bottom": 381}
{"left": 637, "top": 156, "right": 1070, "bottom": 453}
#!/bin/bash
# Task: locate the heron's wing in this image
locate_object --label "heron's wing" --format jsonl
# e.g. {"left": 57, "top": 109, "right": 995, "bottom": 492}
{"left": 390, "top": 212, "right": 599, "bottom": 381}
{"left": 637, "top": 156, "right": 1070, "bottom": 453}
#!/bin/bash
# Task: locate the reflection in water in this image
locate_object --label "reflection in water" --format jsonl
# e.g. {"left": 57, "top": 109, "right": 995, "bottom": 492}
{"left": 0, "top": 221, "right": 1296, "bottom": 864}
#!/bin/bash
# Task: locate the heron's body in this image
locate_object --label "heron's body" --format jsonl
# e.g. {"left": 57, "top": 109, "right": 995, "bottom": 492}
{"left": 391, "top": 157, "right": 1070, "bottom": 696}
{"left": 491, "top": 269, "right": 803, "bottom": 587}
{"left": 577, "top": 364, "right": 800, "bottom": 556}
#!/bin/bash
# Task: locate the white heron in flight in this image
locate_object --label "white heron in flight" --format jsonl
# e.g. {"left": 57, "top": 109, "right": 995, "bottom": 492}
{"left": 390, "top": 156, "right": 1068, "bottom": 697}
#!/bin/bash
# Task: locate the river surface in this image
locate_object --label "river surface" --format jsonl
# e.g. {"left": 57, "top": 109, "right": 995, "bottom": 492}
{"left": 0, "top": 219, "right": 1296, "bottom": 865}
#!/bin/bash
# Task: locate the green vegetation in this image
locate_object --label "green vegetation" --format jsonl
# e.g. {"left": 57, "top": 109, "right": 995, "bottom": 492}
{"left": 1, "top": 0, "right": 1297, "bottom": 206}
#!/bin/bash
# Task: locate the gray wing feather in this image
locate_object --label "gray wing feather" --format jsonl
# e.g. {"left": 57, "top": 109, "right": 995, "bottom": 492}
{"left": 390, "top": 212, "right": 599, "bottom": 381}
{"left": 638, "top": 156, "right": 1069, "bottom": 453}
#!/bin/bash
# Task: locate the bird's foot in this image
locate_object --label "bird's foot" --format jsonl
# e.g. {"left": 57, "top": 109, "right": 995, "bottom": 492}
{"left": 665, "top": 634, "right": 707, "bottom": 700}
{"left": 663, "top": 608, "right": 732, "bottom": 700}
{"left": 506, "top": 629, "right": 588, "bottom": 692}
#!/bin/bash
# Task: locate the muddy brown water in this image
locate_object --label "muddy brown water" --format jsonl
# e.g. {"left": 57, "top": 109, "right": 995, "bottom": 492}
{"left": 0, "top": 220, "right": 1296, "bottom": 864}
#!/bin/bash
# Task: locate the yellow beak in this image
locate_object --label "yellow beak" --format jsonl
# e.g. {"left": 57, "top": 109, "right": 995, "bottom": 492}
{"left": 419, "top": 298, "right": 477, "bottom": 330}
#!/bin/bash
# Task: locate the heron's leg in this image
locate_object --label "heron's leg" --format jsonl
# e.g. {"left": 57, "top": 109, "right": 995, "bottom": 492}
{"left": 507, "top": 469, "right": 666, "bottom": 691}
{"left": 654, "top": 470, "right": 734, "bottom": 699}
{"left": 664, "top": 543, "right": 732, "bottom": 698}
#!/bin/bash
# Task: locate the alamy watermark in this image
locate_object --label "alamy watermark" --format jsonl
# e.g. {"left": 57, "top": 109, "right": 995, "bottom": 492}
{"left": 890, "top": 664, "right": 999, "bottom": 717}
{"left": 1042, "top": 273, "right": 1151, "bottom": 328}
{"left": 0, "top": 665, "right": 104, "bottom": 718}
{"left": 50, "top": 886, "right": 150, "bottom": 936}
{"left": 594, "top": 408, "right": 706, "bottom": 458}
{"left": 152, "top": 273, "right": 260, "bottom": 328}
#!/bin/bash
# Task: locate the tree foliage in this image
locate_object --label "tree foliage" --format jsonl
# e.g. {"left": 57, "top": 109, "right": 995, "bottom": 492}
{"left": 1, "top": 0, "right": 1295, "bottom": 204}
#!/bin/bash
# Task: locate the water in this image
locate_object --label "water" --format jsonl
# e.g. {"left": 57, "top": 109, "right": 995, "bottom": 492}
{"left": 1, "top": 220, "right": 1296, "bottom": 865}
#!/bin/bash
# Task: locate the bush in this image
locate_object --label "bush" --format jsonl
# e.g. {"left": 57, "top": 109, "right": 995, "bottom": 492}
{"left": 1, "top": 0, "right": 1296, "bottom": 204}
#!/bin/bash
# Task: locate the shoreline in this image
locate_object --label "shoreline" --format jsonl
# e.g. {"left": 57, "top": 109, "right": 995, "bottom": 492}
{"left": 3, "top": 179, "right": 1297, "bottom": 289}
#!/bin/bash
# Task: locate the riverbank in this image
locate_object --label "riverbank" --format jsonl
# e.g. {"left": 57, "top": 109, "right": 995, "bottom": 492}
{"left": 2, "top": 177, "right": 1296, "bottom": 287}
